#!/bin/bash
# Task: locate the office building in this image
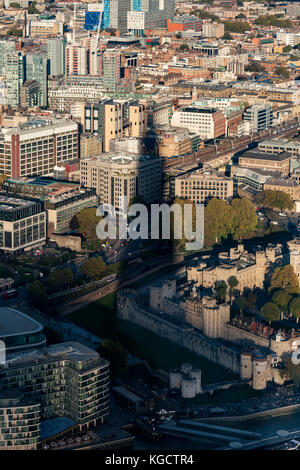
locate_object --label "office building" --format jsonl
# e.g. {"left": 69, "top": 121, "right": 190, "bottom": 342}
{"left": 239, "top": 150, "right": 293, "bottom": 175}
{"left": 0, "top": 40, "right": 15, "bottom": 76}
{"left": 243, "top": 104, "right": 273, "bottom": 132}
{"left": 80, "top": 134, "right": 103, "bottom": 157}
{"left": 0, "top": 392, "right": 40, "bottom": 450}
{"left": 25, "top": 54, "right": 48, "bottom": 108}
{"left": 82, "top": 99, "right": 146, "bottom": 152}
{"left": 0, "top": 342, "right": 110, "bottom": 448}
{"left": 65, "top": 44, "right": 88, "bottom": 76}
{"left": 202, "top": 22, "right": 224, "bottom": 38}
{"left": 174, "top": 169, "right": 233, "bottom": 204}
{"left": 0, "top": 194, "right": 46, "bottom": 253}
{"left": 80, "top": 153, "right": 162, "bottom": 208}
{"left": 44, "top": 186, "right": 98, "bottom": 234}
{"left": 47, "top": 38, "right": 66, "bottom": 77}
{"left": 167, "top": 15, "right": 202, "bottom": 33}
{"left": 103, "top": 49, "right": 121, "bottom": 91}
{"left": 0, "top": 119, "right": 78, "bottom": 178}
{"left": 5, "top": 51, "right": 25, "bottom": 108}
{"left": 109, "top": 0, "right": 131, "bottom": 33}
{"left": 21, "top": 81, "right": 40, "bottom": 108}
{"left": 171, "top": 107, "right": 226, "bottom": 140}
{"left": 128, "top": 0, "right": 175, "bottom": 33}
{"left": 0, "top": 307, "right": 46, "bottom": 354}
{"left": 2, "top": 177, "right": 98, "bottom": 234}
{"left": 28, "top": 20, "right": 64, "bottom": 38}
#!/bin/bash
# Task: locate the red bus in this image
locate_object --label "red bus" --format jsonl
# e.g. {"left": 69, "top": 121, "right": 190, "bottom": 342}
{"left": 3, "top": 289, "right": 18, "bottom": 300}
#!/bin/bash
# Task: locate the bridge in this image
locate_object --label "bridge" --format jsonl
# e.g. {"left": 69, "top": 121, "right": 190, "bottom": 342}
{"left": 157, "top": 420, "right": 261, "bottom": 444}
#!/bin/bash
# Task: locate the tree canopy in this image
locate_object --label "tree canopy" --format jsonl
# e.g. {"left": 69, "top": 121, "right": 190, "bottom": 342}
{"left": 224, "top": 21, "right": 250, "bottom": 33}
{"left": 47, "top": 268, "right": 74, "bottom": 291}
{"left": 245, "top": 62, "right": 266, "bottom": 73}
{"left": 98, "top": 339, "right": 128, "bottom": 377}
{"left": 274, "top": 66, "right": 290, "bottom": 79}
{"left": 270, "top": 265, "right": 300, "bottom": 294}
{"left": 255, "top": 15, "right": 292, "bottom": 28}
{"left": 255, "top": 189, "right": 294, "bottom": 211}
{"left": 70, "top": 207, "right": 101, "bottom": 242}
{"left": 260, "top": 301, "right": 281, "bottom": 323}
{"left": 80, "top": 257, "right": 107, "bottom": 279}
{"left": 204, "top": 197, "right": 257, "bottom": 246}
{"left": 289, "top": 297, "right": 300, "bottom": 323}
{"left": 27, "top": 280, "right": 48, "bottom": 312}
{"left": 272, "top": 289, "right": 292, "bottom": 311}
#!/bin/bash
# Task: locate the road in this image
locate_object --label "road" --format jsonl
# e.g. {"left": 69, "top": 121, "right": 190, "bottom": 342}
{"left": 59, "top": 256, "right": 184, "bottom": 316}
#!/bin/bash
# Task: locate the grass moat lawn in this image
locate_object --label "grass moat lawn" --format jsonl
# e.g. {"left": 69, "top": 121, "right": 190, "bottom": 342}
{"left": 68, "top": 293, "right": 237, "bottom": 385}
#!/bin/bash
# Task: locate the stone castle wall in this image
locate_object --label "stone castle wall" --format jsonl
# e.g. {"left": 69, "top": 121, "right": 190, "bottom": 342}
{"left": 117, "top": 291, "right": 240, "bottom": 374}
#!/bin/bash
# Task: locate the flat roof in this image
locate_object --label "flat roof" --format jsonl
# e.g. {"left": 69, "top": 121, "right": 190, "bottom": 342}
{"left": 0, "top": 308, "right": 43, "bottom": 338}
{"left": 241, "top": 151, "right": 292, "bottom": 162}
{"left": 113, "top": 385, "right": 144, "bottom": 403}
{"left": 40, "top": 417, "right": 76, "bottom": 440}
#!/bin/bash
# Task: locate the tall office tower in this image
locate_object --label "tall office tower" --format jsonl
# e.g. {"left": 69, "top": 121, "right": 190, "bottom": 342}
{"left": 108, "top": 0, "right": 131, "bottom": 33}
{"left": 128, "top": 0, "right": 175, "bottom": 32}
{"left": 25, "top": 54, "right": 49, "bottom": 107}
{"left": 47, "top": 37, "right": 66, "bottom": 77}
{"left": 65, "top": 44, "right": 88, "bottom": 76}
{"left": 103, "top": 49, "right": 120, "bottom": 91}
{"left": 5, "top": 51, "right": 25, "bottom": 108}
{"left": 0, "top": 40, "right": 15, "bottom": 75}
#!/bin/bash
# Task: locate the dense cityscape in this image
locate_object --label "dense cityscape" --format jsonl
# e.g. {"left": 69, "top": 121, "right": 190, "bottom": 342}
{"left": 1, "top": 0, "right": 300, "bottom": 456}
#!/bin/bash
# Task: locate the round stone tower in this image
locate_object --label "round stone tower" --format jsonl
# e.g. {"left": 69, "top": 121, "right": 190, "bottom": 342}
{"left": 252, "top": 356, "right": 268, "bottom": 390}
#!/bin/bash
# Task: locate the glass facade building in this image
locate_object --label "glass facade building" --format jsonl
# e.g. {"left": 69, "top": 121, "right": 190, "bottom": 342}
{"left": 0, "top": 343, "right": 110, "bottom": 433}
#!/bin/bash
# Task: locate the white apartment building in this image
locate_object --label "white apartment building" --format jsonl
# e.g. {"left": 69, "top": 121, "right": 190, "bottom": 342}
{"left": 171, "top": 107, "right": 226, "bottom": 140}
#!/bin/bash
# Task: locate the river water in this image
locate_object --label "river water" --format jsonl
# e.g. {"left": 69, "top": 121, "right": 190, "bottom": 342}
{"left": 133, "top": 410, "right": 300, "bottom": 450}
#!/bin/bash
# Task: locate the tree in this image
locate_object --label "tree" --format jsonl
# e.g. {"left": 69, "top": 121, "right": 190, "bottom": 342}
{"left": 245, "top": 292, "right": 257, "bottom": 310}
{"left": 230, "top": 198, "right": 258, "bottom": 241}
{"left": 272, "top": 290, "right": 292, "bottom": 318}
{"left": 245, "top": 62, "right": 266, "bottom": 73}
{"left": 235, "top": 296, "right": 246, "bottom": 314}
{"left": 255, "top": 15, "right": 292, "bottom": 28}
{"left": 283, "top": 45, "right": 292, "bottom": 53}
{"left": 28, "top": 1, "right": 39, "bottom": 14}
{"left": 224, "top": 21, "right": 250, "bottom": 33}
{"left": 255, "top": 189, "right": 294, "bottom": 212}
{"left": 70, "top": 207, "right": 101, "bottom": 243}
{"left": 10, "top": 2, "right": 20, "bottom": 7}
{"left": 228, "top": 276, "right": 239, "bottom": 303}
{"left": 216, "top": 286, "right": 227, "bottom": 302}
{"left": 274, "top": 66, "right": 290, "bottom": 79}
{"left": 47, "top": 270, "right": 64, "bottom": 291}
{"left": 270, "top": 265, "right": 300, "bottom": 294}
{"left": 204, "top": 199, "right": 233, "bottom": 245}
{"left": 8, "top": 29, "right": 23, "bottom": 37}
{"left": 281, "top": 357, "right": 300, "bottom": 388}
{"left": 223, "top": 32, "right": 233, "bottom": 40}
{"left": 27, "top": 280, "right": 48, "bottom": 311}
{"left": 80, "top": 257, "right": 107, "bottom": 279}
{"left": 289, "top": 297, "right": 300, "bottom": 323}
{"left": 236, "top": 13, "right": 246, "bottom": 19}
{"left": 260, "top": 302, "right": 281, "bottom": 323}
{"left": 215, "top": 280, "right": 227, "bottom": 303}
{"left": 64, "top": 268, "right": 74, "bottom": 288}
{"left": 178, "top": 44, "right": 189, "bottom": 52}
{"left": 98, "top": 339, "right": 128, "bottom": 377}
